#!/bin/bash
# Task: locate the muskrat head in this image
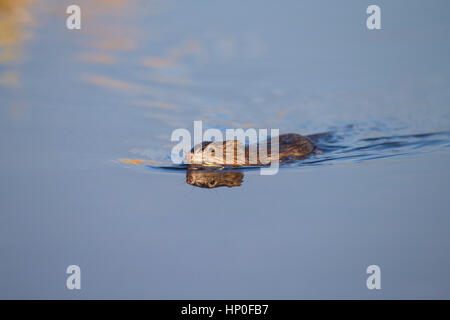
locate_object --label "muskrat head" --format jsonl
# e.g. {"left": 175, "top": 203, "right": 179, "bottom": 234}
{"left": 185, "top": 140, "right": 245, "bottom": 166}
{"left": 186, "top": 169, "right": 244, "bottom": 188}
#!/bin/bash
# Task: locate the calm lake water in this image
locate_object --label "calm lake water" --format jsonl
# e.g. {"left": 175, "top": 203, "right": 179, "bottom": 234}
{"left": 1, "top": 0, "right": 450, "bottom": 298}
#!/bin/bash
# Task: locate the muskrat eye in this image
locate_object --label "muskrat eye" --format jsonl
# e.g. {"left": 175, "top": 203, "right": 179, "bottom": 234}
{"left": 208, "top": 179, "right": 216, "bottom": 187}
{"left": 210, "top": 148, "right": 215, "bottom": 156}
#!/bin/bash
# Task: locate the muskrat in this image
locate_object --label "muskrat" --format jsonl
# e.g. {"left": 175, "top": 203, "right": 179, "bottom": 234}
{"left": 185, "top": 133, "right": 315, "bottom": 167}
{"left": 119, "top": 132, "right": 327, "bottom": 188}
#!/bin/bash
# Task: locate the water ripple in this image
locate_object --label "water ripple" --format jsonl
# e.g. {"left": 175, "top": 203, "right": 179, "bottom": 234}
{"left": 121, "top": 129, "right": 450, "bottom": 172}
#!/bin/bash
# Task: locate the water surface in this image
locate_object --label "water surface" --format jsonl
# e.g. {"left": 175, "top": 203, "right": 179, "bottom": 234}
{"left": 1, "top": 0, "right": 450, "bottom": 298}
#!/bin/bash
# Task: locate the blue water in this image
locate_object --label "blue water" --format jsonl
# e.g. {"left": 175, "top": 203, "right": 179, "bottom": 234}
{"left": 1, "top": 0, "right": 450, "bottom": 298}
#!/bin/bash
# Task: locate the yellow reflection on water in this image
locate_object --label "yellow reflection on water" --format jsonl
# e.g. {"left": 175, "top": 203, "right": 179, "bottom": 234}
{"left": 132, "top": 100, "right": 178, "bottom": 111}
{"left": 0, "top": 0, "right": 33, "bottom": 64}
{"left": 0, "top": 0, "right": 269, "bottom": 128}
{"left": 76, "top": 52, "right": 118, "bottom": 64}
{"left": 0, "top": 0, "right": 34, "bottom": 117}
{"left": 80, "top": 73, "right": 147, "bottom": 94}
{"left": 0, "top": 0, "right": 34, "bottom": 94}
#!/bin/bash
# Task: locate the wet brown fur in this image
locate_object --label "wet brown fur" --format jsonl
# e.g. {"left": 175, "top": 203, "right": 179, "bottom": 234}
{"left": 189, "top": 133, "right": 315, "bottom": 166}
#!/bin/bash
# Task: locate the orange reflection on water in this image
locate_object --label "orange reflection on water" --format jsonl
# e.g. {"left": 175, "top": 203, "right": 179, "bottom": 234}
{"left": 76, "top": 52, "right": 118, "bottom": 65}
{"left": 0, "top": 0, "right": 34, "bottom": 64}
{"left": 80, "top": 74, "right": 149, "bottom": 94}
{"left": 119, "top": 158, "right": 154, "bottom": 165}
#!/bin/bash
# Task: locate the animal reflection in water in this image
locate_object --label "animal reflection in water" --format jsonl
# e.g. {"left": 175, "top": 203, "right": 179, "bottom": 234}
{"left": 185, "top": 133, "right": 321, "bottom": 189}
{"left": 120, "top": 133, "right": 331, "bottom": 189}
{"left": 119, "top": 129, "right": 450, "bottom": 189}
{"left": 186, "top": 169, "right": 244, "bottom": 189}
